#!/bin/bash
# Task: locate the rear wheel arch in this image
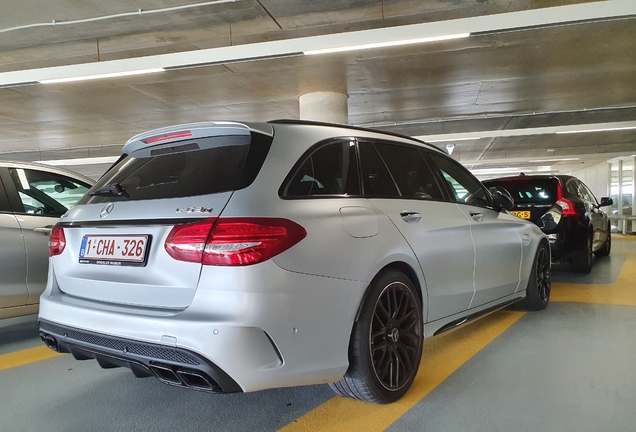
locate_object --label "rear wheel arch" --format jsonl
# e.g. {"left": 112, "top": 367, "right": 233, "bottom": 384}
{"left": 516, "top": 239, "right": 551, "bottom": 310}
{"left": 355, "top": 262, "right": 425, "bottom": 323}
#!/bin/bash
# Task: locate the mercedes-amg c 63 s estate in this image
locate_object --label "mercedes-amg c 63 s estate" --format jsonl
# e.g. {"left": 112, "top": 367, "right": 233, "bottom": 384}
{"left": 39, "top": 120, "right": 550, "bottom": 404}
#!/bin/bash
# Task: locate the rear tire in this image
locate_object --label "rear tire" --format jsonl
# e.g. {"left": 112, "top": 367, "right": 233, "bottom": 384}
{"left": 330, "top": 270, "right": 423, "bottom": 404}
{"left": 595, "top": 228, "right": 611, "bottom": 257}
{"left": 571, "top": 233, "right": 593, "bottom": 274}
{"left": 516, "top": 242, "right": 551, "bottom": 311}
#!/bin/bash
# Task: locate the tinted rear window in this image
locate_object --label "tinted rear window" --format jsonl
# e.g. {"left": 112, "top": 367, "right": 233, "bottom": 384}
{"left": 484, "top": 178, "right": 557, "bottom": 204}
{"left": 80, "top": 135, "right": 266, "bottom": 204}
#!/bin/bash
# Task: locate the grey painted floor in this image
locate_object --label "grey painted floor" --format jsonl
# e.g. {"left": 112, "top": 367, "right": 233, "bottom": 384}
{"left": 388, "top": 303, "right": 636, "bottom": 432}
{"left": 1, "top": 236, "right": 635, "bottom": 431}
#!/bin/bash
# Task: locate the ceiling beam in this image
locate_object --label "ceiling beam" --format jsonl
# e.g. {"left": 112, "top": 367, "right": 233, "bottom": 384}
{"left": 417, "top": 120, "right": 636, "bottom": 142}
{"left": 0, "top": 0, "right": 634, "bottom": 87}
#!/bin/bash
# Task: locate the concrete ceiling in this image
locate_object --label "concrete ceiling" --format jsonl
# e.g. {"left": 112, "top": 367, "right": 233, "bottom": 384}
{"left": 0, "top": 0, "right": 635, "bottom": 179}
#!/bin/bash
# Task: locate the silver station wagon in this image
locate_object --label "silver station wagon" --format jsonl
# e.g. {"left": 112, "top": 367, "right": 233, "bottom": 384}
{"left": 39, "top": 120, "right": 550, "bottom": 404}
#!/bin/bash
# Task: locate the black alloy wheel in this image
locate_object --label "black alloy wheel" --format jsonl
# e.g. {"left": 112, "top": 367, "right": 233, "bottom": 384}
{"left": 370, "top": 281, "right": 422, "bottom": 392}
{"left": 571, "top": 233, "right": 593, "bottom": 273}
{"left": 330, "top": 270, "right": 423, "bottom": 404}
{"left": 595, "top": 228, "right": 611, "bottom": 257}
{"left": 516, "top": 242, "right": 551, "bottom": 311}
{"left": 535, "top": 246, "right": 551, "bottom": 304}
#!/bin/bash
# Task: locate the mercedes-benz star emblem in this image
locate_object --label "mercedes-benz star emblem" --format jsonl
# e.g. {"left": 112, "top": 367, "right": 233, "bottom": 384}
{"left": 99, "top": 203, "right": 114, "bottom": 219}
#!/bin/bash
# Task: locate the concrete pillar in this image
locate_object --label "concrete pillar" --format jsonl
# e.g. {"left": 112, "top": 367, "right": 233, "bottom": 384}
{"left": 299, "top": 92, "right": 348, "bottom": 124}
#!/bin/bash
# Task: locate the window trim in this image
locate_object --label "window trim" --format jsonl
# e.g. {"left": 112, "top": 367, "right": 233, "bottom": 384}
{"left": 0, "top": 168, "right": 13, "bottom": 213}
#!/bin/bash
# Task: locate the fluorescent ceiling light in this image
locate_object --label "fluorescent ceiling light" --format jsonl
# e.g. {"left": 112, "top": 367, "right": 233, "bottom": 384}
{"left": 0, "top": 2, "right": 633, "bottom": 88}
{"left": 303, "top": 33, "right": 470, "bottom": 55}
{"left": 38, "top": 156, "right": 120, "bottom": 166}
{"left": 470, "top": 166, "right": 553, "bottom": 176}
{"left": 38, "top": 68, "right": 165, "bottom": 84}
{"left": 427, "top": 136, "right": 482, "bottom": 143}
{"left": 1, "top": 2, "right": 634, "bottom": 88}
{"left": 417, "top": 121, "right": 636, "bottom": 142}
{"left": 531, "top": 157, "right": 580, "bottom": 162}
{"left": 556, "top": 126, "right": 636, "bottom": 134}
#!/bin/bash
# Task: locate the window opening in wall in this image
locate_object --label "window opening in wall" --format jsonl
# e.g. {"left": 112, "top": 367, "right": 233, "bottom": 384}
{"left": 608, "top": 156, "right": 635, "bottom": 234}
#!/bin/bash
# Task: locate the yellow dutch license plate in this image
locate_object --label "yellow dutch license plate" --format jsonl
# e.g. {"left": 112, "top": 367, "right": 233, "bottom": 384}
{"left": 511, "top": 210, "right": 531, "bottom": 219}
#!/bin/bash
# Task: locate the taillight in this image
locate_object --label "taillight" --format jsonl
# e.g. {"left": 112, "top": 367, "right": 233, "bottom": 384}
{"left": 556, "top": 182, "right": 577, "bottom": 216}
{"left": 164, "top": 218, "right": 216, "bottom": 263}
{"left": 164, "top": 217, "right": 306, "bottom": 266}
{"left": 48, "top": 225, "right": 66, "bottom": 257}
{"left": 144, "top": 131, "right": 192, "bottom": 144}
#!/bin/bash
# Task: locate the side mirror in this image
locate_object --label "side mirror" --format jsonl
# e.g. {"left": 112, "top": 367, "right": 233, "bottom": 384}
{"left": 599, "top": 197, "right": 613, "bottom": 207}
{"left": 492, "top": 187, "right": 514, "bottom": 211}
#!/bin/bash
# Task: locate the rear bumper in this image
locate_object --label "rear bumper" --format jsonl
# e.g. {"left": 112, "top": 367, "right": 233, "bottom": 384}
{"left": 38, "top": 260, "right": 367, "bottom": 393}
{"left": 543, "top": 215, "right": 586, "bottom": 262}
{"left": 39, "top": 320, "right": 241, "bottom": 393}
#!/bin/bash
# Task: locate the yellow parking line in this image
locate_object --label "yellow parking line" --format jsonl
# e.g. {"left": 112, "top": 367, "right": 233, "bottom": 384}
{"left": 551, "top": 253, "right": 636, "bottom": 306}
{"left": 0, "top": 346, "right": 61, "bottom": 371}
{"left": 279, "top": 309, "right": 526, "bottom": 432}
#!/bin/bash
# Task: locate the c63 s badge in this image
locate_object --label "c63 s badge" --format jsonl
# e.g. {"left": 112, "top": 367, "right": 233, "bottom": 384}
{"left": 175, "top": 207, "right": 213, "bottom": 214}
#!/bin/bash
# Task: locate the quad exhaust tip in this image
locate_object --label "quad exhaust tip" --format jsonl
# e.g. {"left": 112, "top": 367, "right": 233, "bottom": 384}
{"left": 149, "top": 363, "right": 219, "bottom": 392}
{"left": 38, "top": 329, "right": 228, "bottom": 393}
{"left": 177, "top": 369, "right": 215, "bottom": 391}
{"left": 40, "top": 333, "right": 59, "bottom": 352}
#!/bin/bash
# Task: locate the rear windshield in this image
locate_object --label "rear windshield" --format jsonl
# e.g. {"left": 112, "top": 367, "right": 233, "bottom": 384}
{"left": 79, "top": 134, "right": 270, "bottom": 204}
{"left": 483, "top": 178, "right": 558, "bottom": 204}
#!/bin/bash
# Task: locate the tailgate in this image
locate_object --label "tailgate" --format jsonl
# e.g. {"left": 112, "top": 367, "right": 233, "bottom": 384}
{"left": 53, "top": 196, "right": 232, "bottom": 309}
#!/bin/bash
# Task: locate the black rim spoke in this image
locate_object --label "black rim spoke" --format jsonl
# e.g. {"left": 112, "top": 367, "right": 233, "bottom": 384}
{"left": 375, "top": 302, "right": 390, "bottom": 323}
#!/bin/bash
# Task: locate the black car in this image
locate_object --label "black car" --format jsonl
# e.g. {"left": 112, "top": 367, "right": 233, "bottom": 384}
{"left": 483, "top": 174, "right": 612, "bottom": 273}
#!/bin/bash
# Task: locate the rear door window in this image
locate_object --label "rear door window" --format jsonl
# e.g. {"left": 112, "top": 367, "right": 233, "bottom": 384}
{"left": 358, "top": 141, "right": 400, "bottom": 198}
{"left": 373, "top": 142, "right": 444, "bottom": 200}
{"left": 428, "top": 153, "right": 492, "bottom": 207}
{"left": 578, "top": 181, "right": 598, "bottom": 204}
{"left": 8, "top": 168, "right": 91, "bottom": 216}
{"left": 566, "top": 180, "right": 581, "bottom": 198}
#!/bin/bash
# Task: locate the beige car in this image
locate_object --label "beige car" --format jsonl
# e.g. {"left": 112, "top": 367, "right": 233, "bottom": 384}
{"left": 0, "top": 161, "right": 93, "bottom": 321}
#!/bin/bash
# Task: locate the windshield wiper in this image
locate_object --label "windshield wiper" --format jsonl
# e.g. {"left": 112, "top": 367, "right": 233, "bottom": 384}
{"left": 89, "top": 183, "right": 128, "bottom": 198}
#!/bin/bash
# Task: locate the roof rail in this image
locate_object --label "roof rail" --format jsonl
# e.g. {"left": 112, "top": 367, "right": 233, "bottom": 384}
{"left": 269, "top": 119, "right": 439, "bottom": 151}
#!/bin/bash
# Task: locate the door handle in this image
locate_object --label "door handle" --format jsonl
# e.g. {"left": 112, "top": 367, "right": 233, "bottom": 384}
{"left": 33, "top": 227, "right": 53, "bottom": 236}
{"left": 469, "top": 212, "right": 484, "bottom": 222}
{"left": 400, "top": 212, "right": 422, "bottom": 223}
